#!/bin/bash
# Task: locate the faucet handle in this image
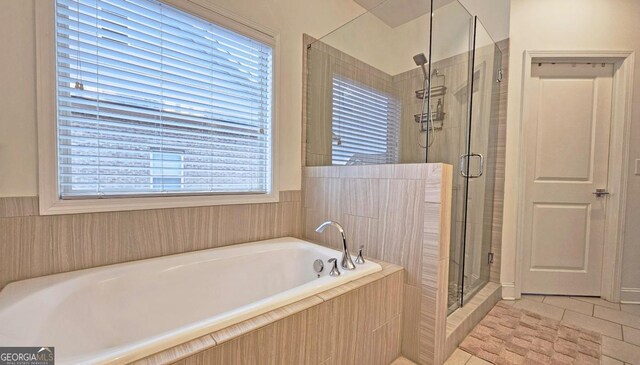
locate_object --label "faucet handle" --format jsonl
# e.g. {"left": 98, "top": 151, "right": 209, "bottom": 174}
{"left": 355, "top": 245, "right": 365, "bottom": 264}
{"left": 328, "top": 258, "right": 341, "bottom": 277}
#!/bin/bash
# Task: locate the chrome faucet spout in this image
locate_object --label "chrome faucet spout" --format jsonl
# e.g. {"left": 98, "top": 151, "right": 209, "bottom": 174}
{"left": 315, "top": 221, "right": 356, "bottom": 270}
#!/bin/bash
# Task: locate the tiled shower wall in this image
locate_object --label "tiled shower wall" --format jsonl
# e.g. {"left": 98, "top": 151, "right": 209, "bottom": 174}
{"left": 0, "top": 191, "right": 302, "bottom": 289}
{"left": 302, "top": 163, "right": 452, "bottom": 365}
{"left": 489, "top": 39, "right": 509, "bottom": 283}
{"left": 303, "top": 34, "right": 396, "bottom": 167}
{"left": 393, "top": 59, "right": 471, "bottom": 305}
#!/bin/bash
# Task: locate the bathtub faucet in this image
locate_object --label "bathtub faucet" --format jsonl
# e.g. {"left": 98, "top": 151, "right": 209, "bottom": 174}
{"left": 315, "top": 221, "right": 356, "bottom": 271}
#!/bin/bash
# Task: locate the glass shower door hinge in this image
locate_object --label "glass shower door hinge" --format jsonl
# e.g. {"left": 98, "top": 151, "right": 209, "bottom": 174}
{"left": 488, "top": 252, "right": 494, "bottom": 264}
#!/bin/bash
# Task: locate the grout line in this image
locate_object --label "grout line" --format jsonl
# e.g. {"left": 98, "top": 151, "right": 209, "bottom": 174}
{"left": 571, "top": 296, "right": 622, "bottom": 310}
{"left": 599, "top": 335, "right": 640, "bottom": 365}
{"left": 592, "top": 307, "right": 640, "bottom": 331}
{"left": 460, "top": 349, "right": 473, "bottom": 365}
{"left": 313, "top": 294, "right": 327, "bottom": 303}
{"left": 564, "top": 308, "right": 626, "bottom": 331}
{"left": 543, "top": 297, "right": 638, "bottom": 327}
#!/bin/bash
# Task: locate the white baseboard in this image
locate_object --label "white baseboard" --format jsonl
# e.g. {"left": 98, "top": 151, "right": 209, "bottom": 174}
{"left": 620, "top": 287, "right": 640, "bottom": 304}
{"left": 501, "top": 282, "right": 517, "bottom": 300}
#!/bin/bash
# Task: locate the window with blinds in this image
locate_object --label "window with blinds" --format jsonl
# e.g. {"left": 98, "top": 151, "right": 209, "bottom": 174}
{"left": 331, "top": 75, "right": 400, "bottom": 166}
{"left": 54, "top": 0, "right": 273, "bottom": 198}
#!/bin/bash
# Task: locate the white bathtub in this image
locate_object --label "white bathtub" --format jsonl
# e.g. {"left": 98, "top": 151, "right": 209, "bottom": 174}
{"left": 0, "top": 237, "right": 381, "bottom": 364}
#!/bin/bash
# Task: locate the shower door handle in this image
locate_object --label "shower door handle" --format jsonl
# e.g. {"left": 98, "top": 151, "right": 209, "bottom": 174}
{"left": 459, "top": 153, "right": 484, "bottom": 178}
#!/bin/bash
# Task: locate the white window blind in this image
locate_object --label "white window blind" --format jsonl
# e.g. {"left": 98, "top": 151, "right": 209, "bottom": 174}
{"left": 331, "top": 75, "right": 400, "bottom": 165}
{"left": 55, "top": 0, "right": 273, "bottom": 198}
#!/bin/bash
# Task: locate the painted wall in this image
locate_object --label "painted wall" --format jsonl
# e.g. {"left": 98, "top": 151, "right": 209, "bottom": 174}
{"left": 457, "top": 0, "right": 510, "bottom": 42}
{"left": 318, "top": 11, "right": 428, "bottom": 76}
{"left": 0, "top": 1, "right": 39, "bottom": 197}
{"left": 501, "top": 0, "right": 640, "bottom": 300}
{"left": 0, "top": 0, "right": 371, "bottom": 197}
{"left": 430, "top": 0, "right": 510, "bottom": 62}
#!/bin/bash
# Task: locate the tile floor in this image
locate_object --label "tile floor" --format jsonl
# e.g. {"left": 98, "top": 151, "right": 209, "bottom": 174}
{"left": 444, "top": 296, "right": 640, "bottom": 365}
{"left": 391, "top": 296, "right": 640, "bottom": 365}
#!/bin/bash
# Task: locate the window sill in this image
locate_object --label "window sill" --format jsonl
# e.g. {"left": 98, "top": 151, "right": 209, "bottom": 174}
{"left": 38, "top": 192, "right": 280, "bottom": 215}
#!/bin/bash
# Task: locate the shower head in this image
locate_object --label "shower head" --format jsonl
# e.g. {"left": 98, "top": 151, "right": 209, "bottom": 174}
{"left": 413, "top": 53, "right": 428, "bottom": 66}
{"left": 413, "top": 53, "right": 428, "bottom": 79}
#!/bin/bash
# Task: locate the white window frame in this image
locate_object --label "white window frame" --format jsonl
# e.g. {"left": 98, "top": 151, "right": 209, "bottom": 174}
{"left": 36, "top": 0, "right": 280, "bottom": 215}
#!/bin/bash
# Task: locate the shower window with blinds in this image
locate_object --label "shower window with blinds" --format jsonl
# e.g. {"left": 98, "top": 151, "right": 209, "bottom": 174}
{"left": 331, "top": 75, "right": 400, "bottom": 165}
{"left": 53, "top": 0, "right": 274, "bottom": 199}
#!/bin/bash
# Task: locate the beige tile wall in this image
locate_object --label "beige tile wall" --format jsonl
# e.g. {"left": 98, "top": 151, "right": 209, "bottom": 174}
{"left": 302, "top": 163, "right": 452, "bottom": 365}
{"left": 489, "top": 39, "right": 509, "bottom": 283}
{"left": 393, "top": 55, "right": 470, "bottom": 309}
{"left": 0, "top": 191, "right": 302, "bottom": 290}
{"left": 422, "top": 164, "right": 453, "bottom": 365}
{"left": 0, "top": 196, "right": 38, "bottom": 218}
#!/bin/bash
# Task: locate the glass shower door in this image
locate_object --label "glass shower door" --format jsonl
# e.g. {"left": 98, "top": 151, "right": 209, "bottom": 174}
{"left": 428, "top": 0, "right": 475, "bottom": 314}
{"left": 424, "top": 1, "right": 502, "bottom": 313}
{"left": 459, "top": 17, "right": 502, "bottom": 306}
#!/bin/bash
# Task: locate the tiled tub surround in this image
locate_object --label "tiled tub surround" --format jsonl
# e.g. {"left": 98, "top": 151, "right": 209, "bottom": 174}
{"left": 0, "top": 191, "right": 302, "bottom": 290}
{"left": 0, "top": 238, "right": 382, "bottom": 364}
{"left": 302, "top": 163, "right": 453, "bottom": 365}
{"left": 138, "top": 261, "right": 404, "bottom": 365}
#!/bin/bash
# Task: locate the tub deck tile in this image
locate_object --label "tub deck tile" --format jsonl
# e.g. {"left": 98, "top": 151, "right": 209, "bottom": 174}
{"left": 211, "top": 295, "right": 323, "bottom": 345}
{"left": 130, "top": 334, "right": 216, "bottom": 365}
{"left": 316, "top": 272, "right": 385, "bottom": 302}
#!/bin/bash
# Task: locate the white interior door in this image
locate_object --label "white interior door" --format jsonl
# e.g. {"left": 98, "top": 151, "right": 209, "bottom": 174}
{"left": 521, "top": 63, "right": 613, "bottom": 295}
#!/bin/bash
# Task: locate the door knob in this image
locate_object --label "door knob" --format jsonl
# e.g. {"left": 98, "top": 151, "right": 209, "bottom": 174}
{"left": 593, "top": 189, "right": 610, "bottom": 198}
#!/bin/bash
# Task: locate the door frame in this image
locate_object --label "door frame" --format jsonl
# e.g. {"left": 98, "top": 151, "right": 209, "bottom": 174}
{"left": 514, "top": 50, "right": 635, "bottom": 302}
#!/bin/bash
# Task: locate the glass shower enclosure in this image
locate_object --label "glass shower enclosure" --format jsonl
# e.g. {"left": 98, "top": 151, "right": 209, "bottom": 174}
{"left": 429, "top": 2, "right": 503, "bottom": 313}
{"left": 304, "top": 0, "right": 503, "bottom": 315}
